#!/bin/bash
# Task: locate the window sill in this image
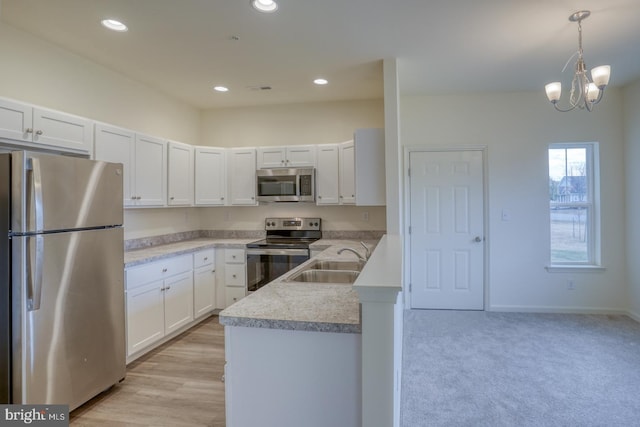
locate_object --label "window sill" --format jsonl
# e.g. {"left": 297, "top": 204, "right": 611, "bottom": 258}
{"left": 545, "top": 265, "right": 606, "bottom": 273}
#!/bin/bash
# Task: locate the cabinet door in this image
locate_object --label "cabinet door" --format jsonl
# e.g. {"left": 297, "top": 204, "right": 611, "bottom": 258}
{"left": 126, "top": 280, "right": 165, "bottom": 356}
{"left": 286, "top": 145, "right": 316, "bottom": 167}
{"left": 194, "top": 147, "right": 226, "bottom": 205}
{"left": 94, "top": 124, "right": 135, "bottom": 206}
{"left": 163, "top": 271, "right": 194, "bottom": 335}
{"left": 339, "top": 141, "right": 355, "bottom": 204}
{"left": 257, "top": 146, "right": 286, "bottom": 168}
{"left": 316, "top": 144, "right": 340, "bottom": 205}
{"left": 168, "top": 141, "right": 194, "bottom": 206}
{"left": 0, "top": 98, "right": 32, "bottom": 142}
{"left": 33, "top": 108, "right": 93, "bottom": 154}
{"left": 135, "top": 134, "right": 167, "bottom": 206}
{"left": 228, "top": 148, "right": 256, "bottom": 205}
{"left": 355, "top": 128, "right": 386, "bottom": 206}
{"left": 194, "top": 265, "right": 216, "bottom": 318}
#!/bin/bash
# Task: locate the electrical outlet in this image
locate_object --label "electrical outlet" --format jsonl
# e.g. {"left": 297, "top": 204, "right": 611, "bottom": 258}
{"left": 362, "top": 211, "right": 369, "bottom": 222}
{"left": 567, "top": 279, "right": 575, "bottom": 290}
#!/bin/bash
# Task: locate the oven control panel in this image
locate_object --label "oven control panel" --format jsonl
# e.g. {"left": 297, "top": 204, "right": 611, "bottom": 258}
{"left": 265, "top": 217, "right": 321, "bottom": 231}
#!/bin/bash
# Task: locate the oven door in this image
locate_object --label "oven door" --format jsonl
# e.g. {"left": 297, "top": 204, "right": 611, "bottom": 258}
{"left": 246, "top": 248, "right": 310, "bottom": 292}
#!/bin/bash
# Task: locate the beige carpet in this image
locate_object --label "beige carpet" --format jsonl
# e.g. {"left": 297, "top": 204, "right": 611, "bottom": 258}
{"left": 401, "top": 311, "right": 640, "bottom": 426}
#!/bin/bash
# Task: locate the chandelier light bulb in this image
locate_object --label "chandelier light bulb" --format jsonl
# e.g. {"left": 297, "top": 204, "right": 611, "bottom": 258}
{"left": 591, "top": 65, "right": 611, "bottom": 89}
{"left": 586, "top": 83, "right": 599, "bottom": 102}
{"left": 545, "top": 82, "right": 562, "bottom": 103}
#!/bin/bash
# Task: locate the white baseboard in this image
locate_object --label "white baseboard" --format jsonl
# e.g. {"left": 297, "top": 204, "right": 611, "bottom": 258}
{"left": 627, "top": 308, "right": 640, "bottom": 323}
{"left": 488, "top": 304, "right": 629, "bottom": 316}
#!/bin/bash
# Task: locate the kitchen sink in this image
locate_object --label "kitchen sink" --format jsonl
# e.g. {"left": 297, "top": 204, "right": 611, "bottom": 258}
{"left": 307, "top": 260, "right": 365, "bottom": 272}
{"left": 286, "top": 269, "right": 360, "bottom": 284}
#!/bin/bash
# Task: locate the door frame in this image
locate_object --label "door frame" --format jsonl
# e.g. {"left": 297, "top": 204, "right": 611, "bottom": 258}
{"left": 403, "top": 145, "right": 490, "bottom": 310}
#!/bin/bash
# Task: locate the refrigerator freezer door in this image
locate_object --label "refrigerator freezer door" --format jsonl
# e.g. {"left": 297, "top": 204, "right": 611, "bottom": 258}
{"left": 11, "top": 151, "right": 123, "bottom": 233}
{"left": 12, "top": 227, "right": 125, "bottom": 410}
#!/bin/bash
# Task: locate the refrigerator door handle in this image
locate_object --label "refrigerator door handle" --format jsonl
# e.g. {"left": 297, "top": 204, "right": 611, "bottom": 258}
{"left": 27, "top": 235, "right": 44, "bottom": 311}
{"left": 27, "top": 157, "right": 45, "bottom": 311}
{"left": 31, "top": 157, "right": 45, "bottom": 233}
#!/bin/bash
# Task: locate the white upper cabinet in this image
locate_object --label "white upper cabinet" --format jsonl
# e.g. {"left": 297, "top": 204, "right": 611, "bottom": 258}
{"left": 134, "top": 134, "right": 167, "bottom": 207}
{"left": 94, "top": 125, "right": 167, "bottom": 207}
{"left": 0, "top": 97, "right": 92, "bottom": 154}
{"left": 316, "top": 144, "right": 340, "bottom": 205}
{"left": 228, "top": 148, "right": 257, "bottom": 205}
{"left": 94, "top": 124, "right": 135, "bottom": 206}
{"left": 167, "top": 141, "right": 194, "bottom": 206}
{"left": 338, "top": 140, "right": 355, "bottom": 205}
{"left": 194, "top": 146, "right": 226, "bottom": 206}
{"left": 354, "top": 128, "right": 386, "bottom": 206}
{"left": 257, "top": 145, "right": 316, "bottom": 168}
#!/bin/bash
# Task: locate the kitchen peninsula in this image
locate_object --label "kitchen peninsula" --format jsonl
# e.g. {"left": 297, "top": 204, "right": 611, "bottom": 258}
{"left": 219, "top": 241, "right": 371, "bottom": 427}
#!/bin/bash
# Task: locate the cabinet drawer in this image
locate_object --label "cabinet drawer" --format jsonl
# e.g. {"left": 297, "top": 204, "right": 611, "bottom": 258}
{"left": 193, "top": 248, "right": 215, "bottom": 268}
{"left": 225, "top": 263, "right": 245, "bottom": 287}
{"left": 225, "top": 248, "right": 245, "bottom": 263}
{"left": 225, "top": 287, "right": 246, "bottom": 307}
{"left": 126, "top": 254, "right": 192, "bottom": 289}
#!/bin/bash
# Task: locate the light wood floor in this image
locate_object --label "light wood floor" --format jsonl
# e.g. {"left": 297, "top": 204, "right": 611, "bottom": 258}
{"left": 70, "top": 315, "right": 226, "bottom": 426}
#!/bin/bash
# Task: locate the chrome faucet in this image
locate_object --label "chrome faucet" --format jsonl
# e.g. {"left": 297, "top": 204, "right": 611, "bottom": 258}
{"left": 337, "top": 247, "right": 366, "bottom": 262}
{"left": 360, "top": 242, "right": 370, "bottom": 260}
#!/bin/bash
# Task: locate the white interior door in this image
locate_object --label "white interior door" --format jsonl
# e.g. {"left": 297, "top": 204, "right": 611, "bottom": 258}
{"left": 409, "top": 150, "right": 485, "bottom": 310}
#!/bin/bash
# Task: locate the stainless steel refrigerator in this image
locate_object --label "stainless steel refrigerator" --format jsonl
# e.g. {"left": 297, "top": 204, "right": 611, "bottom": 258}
{"left": 0, "top": 150, "right": 126, "bottom": 411}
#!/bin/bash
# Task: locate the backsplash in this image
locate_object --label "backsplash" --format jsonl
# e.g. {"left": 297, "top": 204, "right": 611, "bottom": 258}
{"left": 124, "top": 229, "right": 384, "bottom": 250}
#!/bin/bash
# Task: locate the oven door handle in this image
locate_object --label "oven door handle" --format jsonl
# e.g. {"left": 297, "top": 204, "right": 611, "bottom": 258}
{"left": 246, "top": 248, "right": 310, "bottom": 256}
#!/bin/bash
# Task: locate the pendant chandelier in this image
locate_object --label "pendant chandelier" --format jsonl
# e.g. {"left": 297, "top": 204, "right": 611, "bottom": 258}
{"left": 544, "top": 10, "right": 611, "bottom": 112}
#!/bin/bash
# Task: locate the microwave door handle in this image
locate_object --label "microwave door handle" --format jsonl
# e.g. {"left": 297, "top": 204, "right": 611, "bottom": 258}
{"left": 296, "top": 174, "right": 301, "bottom": 197}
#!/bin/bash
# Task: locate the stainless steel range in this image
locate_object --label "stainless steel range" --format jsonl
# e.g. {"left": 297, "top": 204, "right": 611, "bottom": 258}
{"left": 246, "top": 217, "right": 321, "bottom": 292}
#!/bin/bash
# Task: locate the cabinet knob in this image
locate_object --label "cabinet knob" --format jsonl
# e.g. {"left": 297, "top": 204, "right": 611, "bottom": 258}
{"left": 162, "top": 268, "right": 167, "bottom": 273}
{"left": 25, "top": 128, "right": 33, "bottom": 134}
{"left": 204, "top": 257, "right": 208, "bottom": 261}
{"left": 318, "top": 196, "right": 322, "bottom": 199}
{"left": 170, "top": 196, "right": 175, "bottom": 200}
{"left": 212, "top": 269, "right": 216, "bottom": 273}
{"left": 35, "top": 130, "right": 43, "bottom": 136}
{"left": 232, "top": 274, "right": 237, "bottom": 278}
{"left": 221, "top": 197, "right": 225, "bottom": 200}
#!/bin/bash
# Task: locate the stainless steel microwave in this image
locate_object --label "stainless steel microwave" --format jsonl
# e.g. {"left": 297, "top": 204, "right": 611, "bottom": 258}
{"left": 256, "top": 168, "right": 315, "bottom": 202}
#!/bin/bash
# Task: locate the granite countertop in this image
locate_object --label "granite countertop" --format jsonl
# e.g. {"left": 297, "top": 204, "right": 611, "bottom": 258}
{"left": 124, "top": 238, "right": 255, "bottom": 267}
{"left": 219, "top": 240, "right": 376, "bottom": 334}
{"left": 124, "top": 236, "right": 378, "bottom": 334}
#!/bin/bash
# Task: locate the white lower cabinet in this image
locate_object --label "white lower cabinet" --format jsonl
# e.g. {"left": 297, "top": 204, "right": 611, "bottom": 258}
{"left": 223, "top": 248, "right": 247, "bottom": 308}
{"left": 125, "top": 254, "right": 194, "bottom": 359}
{"left": 163, "top": 271, "right": 195, "bottom": 334}
{"left": 193, "top": 249, "right": 216, "bottom": 318}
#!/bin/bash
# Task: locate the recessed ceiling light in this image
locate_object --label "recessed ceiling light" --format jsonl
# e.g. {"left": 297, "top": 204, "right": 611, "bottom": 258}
{"left": 251, "top": 0, "right": 278, "bottom": 13}
{"left": 213, "top": 86, "right": 229, "bottom": 92}
{"left": 101, "top": 19, "right": 128, "bottom": 32}
{"left": 314, "top": 78, "right": 328, "bottom": 85}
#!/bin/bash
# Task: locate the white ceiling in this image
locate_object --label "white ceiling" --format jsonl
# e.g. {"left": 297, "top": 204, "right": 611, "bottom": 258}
{"left": 2, "top": 0, "right": 639, "bottom": 109}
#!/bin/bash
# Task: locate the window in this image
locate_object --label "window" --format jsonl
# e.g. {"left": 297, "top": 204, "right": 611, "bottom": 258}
{"left": 548, "top": 143, "right": 599, "bottom": 266}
